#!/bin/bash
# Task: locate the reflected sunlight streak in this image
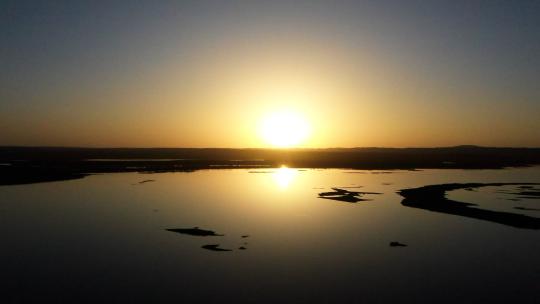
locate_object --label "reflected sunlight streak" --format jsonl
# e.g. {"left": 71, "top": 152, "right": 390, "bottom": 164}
{"left": 273, "top": 166, "right": 298, "bottom": 189}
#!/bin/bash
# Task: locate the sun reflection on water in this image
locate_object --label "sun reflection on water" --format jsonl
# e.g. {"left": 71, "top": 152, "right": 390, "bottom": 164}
{"left": 273, "top": 166, "right": 297, "bottom": 189}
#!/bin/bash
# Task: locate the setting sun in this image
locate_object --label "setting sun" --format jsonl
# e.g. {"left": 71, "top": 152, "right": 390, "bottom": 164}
{"left": 2, "top": 2, "right": 540, "bottom": 303}
{"left": 259, "top": 111, "right": 311, "bottom": 147}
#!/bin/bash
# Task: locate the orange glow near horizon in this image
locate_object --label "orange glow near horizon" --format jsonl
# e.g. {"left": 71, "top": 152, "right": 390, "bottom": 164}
{"left": 1, "top": 2, "right": 540, "bottom": 149}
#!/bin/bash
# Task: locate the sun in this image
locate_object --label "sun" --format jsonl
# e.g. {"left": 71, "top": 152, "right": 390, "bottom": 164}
{"left": 260, "top": 110, "right": 311, "bottom": 147}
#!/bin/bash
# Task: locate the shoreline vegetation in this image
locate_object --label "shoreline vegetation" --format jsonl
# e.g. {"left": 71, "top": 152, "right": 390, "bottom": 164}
{"left": 1, "top": 146, "right": 540, "bottom": 186}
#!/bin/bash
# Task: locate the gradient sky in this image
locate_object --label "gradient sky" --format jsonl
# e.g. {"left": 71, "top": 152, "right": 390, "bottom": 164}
{"left": 1, "top": 0, "right": 539, "bottom": 148}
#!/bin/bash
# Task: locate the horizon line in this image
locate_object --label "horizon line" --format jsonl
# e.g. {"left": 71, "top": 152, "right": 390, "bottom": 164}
{"left": 1, "top": 145, "right": 540, "bottom": 150}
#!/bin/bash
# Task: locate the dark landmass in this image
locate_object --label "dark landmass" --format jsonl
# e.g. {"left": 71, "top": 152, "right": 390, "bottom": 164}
{"left": 138, "top": 179, "right": 155, "bottom": 184}
{"left": 1, "top": 146, "right": 540, "bottom": 185}
{"left": 390, "top": 242, "right": 408, "bottom": 247}
{"left": 0, "top": 170, "right": 88, "bottom": 186}
{"left": 238, "top": 246, "right": 247, "bottom": 250}
{"left": 318, "top": 187, "right": 381, "bottom": 203}
{"left": 201, "top": 244, "right": 232, "bottom": 252}
{"left": 496, "top": 188, "right": 540, "bottom": 198}
{"left": 515, "top": 191, "right": 540, "bottom": 197}
{"left": 398, "top": 183, "right": 540, "bottom": 229}
{"left": 319, "top": 195, "right": 366, "bottom": 203}
{"left": 166, "top": 227, "right": 224, "bottom": 236}
{"left": 514, "top": 207, "right": 540, "bottom": 211}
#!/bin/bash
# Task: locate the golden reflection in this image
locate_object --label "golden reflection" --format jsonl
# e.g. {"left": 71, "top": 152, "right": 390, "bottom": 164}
{"left": 273, "top": 166, "right": 297, "bottom": 189}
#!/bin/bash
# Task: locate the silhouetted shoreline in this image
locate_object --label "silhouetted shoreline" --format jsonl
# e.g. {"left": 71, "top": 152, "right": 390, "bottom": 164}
{"left": 398, "top": 183, "right": 540, "bottom": 229}
{"left": 166, "top": 227, "right": 225, "bottom": 237}
{"left": 318, "top": 187, "right": 381, "bottom": 203}
{"left": 1, "top": 146, "right": 540, "bottom": 185}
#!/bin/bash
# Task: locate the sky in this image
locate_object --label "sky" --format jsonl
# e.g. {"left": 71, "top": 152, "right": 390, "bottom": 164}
{"left": 1, "top": 0, "right": 539, "bottom": 148}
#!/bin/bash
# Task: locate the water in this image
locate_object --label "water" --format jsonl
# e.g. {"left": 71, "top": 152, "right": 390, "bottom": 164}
{"left": 1, "top": 167, "right": 539, "bottom": 303}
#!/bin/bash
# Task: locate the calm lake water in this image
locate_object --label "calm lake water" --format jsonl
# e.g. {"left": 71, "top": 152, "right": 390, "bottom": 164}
{"left": 1, "top": 167, "right": 539, "bottom": 303}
